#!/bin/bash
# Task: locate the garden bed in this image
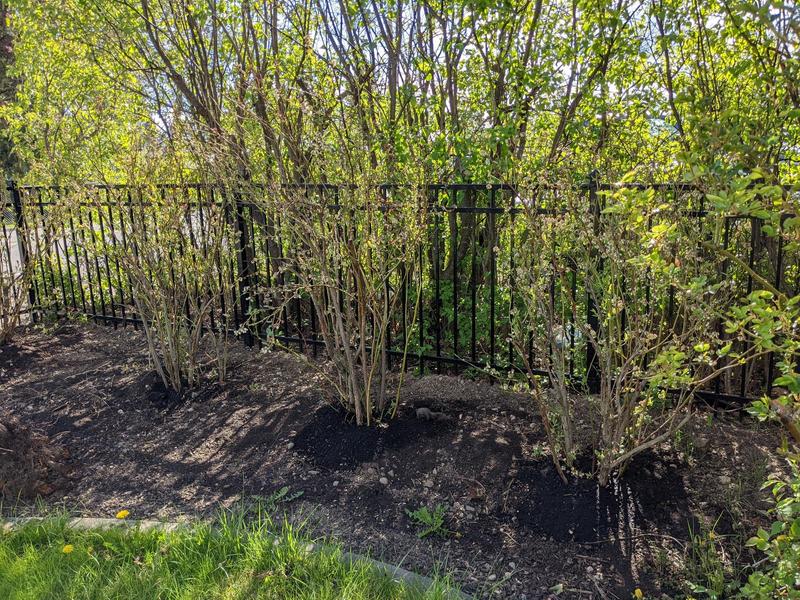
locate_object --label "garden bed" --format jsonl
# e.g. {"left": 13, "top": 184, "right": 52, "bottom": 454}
{"left": 0, "top": 323, "right": 787, "bottom": 598}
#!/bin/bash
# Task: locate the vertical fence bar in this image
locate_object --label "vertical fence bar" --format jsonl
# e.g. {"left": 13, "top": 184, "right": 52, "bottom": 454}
{"left": 122, "top": 190, "right": 138, "bottom": 328}
{"left": 1, "top": 197, "right": 15, "bottom": 319}
{"left": 400, "top": 234, "right": 407, "bottom": 367}
{"left": 335, "top": 187, "right": 344, "bottom": 347}
{"left": 489, "top": 186, "right": 496, "bottom": 374}
{"left": 714, "top": 217, "right": 732, "bottom": 394}
{"left": 96, "top": 193, "right": 117, "bottom": 326}
{"left": 233, "top": 187, "right": 255, "bottom": 347}
{"left": 10, "top": 181, "right": 37, "bottom": 321}
{"left": 740, "top": 216, "right": 759, "bottom": 397}
{"left": 67, "top": 205, "right": 87, "bottom": 315}
{"left": 35, "top": 190, "right": 56, "bottom": 312}
{"left": 548, "top": 216, "right": 556, "bottom": 374}
{"left": 213, "top": 187, "right": 236, "bottom": 330}
{"left": 2, "top": 186, "right": 18, "bottom": 317}
{"left": 107, "top": 192, "right": 127, "bottom": 326}
{"left": 245, "top": 197, "right": 265, "bottom": 349}
{"left": 766, "top": 213, "right": 786, "bottom": 396}
{"left": 167, "top": 187, "right": 191, "bottom": 325}
{"left": 450, "top": 186, "right": 458, "bottom": 361}
{"left": 418, "top": 200, "right": 425, "bottom": 373}
{"left": 198, "top": 187, "right": 218, "bottom": 334}
{"left": 508, "top": 190, "right": 516, "bottom": 368}
{"left": 470, "top": 191, "right": 478, "bottom": 365}
{"left": 46, "top": 191, "right": 68, "bottom": 312}
{"left": 30, "top": 191, "right": 50, "bottom": 313}
{"left": 86, "top": 198, "right": 107, "bottom": 321}
{"left": 43, "top": 192, "right": 58, "bottom": 306}
{"left": 309, "top": 189, "right": 318, "bottom": 356}
{"left": 56, "top": 189, "right": 77, "bottom": 311}
{"left": 433, "top": 188, "right": 442, "bottom": 372}
{"left": 569, "top": 262, "right": 577, "bottom": 378}
{"left": 291, "top": 193, "right": 304, "bottom": 352}
{"left": 266, "top": 189, "right": 280, "bottom": 347}
{"left": 381, "top": 186, "right": 391, "bottom": 369}
{"left": 642, "top": 210, "right": 653, "bottom": 375}
{"left": 526, "top": 190, "right": 535, "bottom": 371}
{"left": 185, "top": 187, "right": 204, "bottom": 335}
{"left": 586, "top": 171, "right": 601, "bottom": 394}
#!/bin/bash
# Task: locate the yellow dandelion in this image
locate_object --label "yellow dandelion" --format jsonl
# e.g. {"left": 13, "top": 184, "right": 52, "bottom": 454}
{"left": 116, "top": 510, "right": 130, "bottom": 520}
{"left": 62, "top": 544, "right": 74, "bottom": 554}
{"left": 633, "top": 589, "right": 643, "bottom": 600}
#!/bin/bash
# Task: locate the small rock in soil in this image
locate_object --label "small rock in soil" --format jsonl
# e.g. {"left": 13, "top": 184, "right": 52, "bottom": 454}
{"left": 35, "top": 482, "right": 55, "bottom": 496}
{"left": 379, "top": 477, "right": 389, "bottom": 485}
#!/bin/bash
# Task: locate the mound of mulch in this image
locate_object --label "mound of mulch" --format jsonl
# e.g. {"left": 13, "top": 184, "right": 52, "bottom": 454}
{"left": 0, "top": 415, "right": 73, "bottom": 499}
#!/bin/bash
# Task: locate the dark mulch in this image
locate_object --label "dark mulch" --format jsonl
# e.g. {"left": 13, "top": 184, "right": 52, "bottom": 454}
{"left": 0, "top": 415, "right": 73, "bottom": 499}
{"left": 0, "top": 323, "right": 786, "bottom": 599}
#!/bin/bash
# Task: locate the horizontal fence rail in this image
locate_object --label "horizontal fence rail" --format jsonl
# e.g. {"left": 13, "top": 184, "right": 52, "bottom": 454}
{"left": 2, "top": 178, "right": 797, "bottom": 405}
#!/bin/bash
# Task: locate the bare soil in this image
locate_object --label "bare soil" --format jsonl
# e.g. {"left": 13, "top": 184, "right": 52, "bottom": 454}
{"left": 0, "top": 323, "right": 787, "bottom": 599}
{"left": 0, "top": 415, "right": 72, "bottom": 499}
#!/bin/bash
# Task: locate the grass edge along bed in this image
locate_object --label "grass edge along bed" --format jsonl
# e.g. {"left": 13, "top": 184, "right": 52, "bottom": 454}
{"left": 0, "top": 512, "right": 468, "bottom": 600}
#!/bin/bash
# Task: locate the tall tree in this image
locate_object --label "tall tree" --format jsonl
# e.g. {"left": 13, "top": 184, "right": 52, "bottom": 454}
{"left": 0, "top": 0, "right": 21, "bottom": 177}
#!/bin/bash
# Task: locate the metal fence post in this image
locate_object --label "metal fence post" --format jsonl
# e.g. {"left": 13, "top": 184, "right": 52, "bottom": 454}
{"left": 8, "top": 180, "right": 37, "bottom": 322}
{"left": 586, "top": 170, "right": 601, "bottom": 394}
{"left": 233, "top": 187, "right": 256, "bottom": 347}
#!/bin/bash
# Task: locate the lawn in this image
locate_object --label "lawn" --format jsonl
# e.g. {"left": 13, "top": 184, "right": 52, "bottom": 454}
{"left": 0, "top": 511, "right": 460, "bottom": 600}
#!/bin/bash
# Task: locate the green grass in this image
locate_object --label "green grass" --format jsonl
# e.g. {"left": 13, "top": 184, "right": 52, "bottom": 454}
{"left": 0, "top": 511, "right": 460, "bottom": 600}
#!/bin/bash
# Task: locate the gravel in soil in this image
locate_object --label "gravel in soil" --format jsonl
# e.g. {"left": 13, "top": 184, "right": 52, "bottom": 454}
{"left": 0, "top": 323, "right": 787, "bottom": 599}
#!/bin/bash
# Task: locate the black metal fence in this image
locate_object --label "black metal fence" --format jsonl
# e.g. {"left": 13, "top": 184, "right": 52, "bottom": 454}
{"left": 1, "top": 178, "right": 796, "bottom": 405}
